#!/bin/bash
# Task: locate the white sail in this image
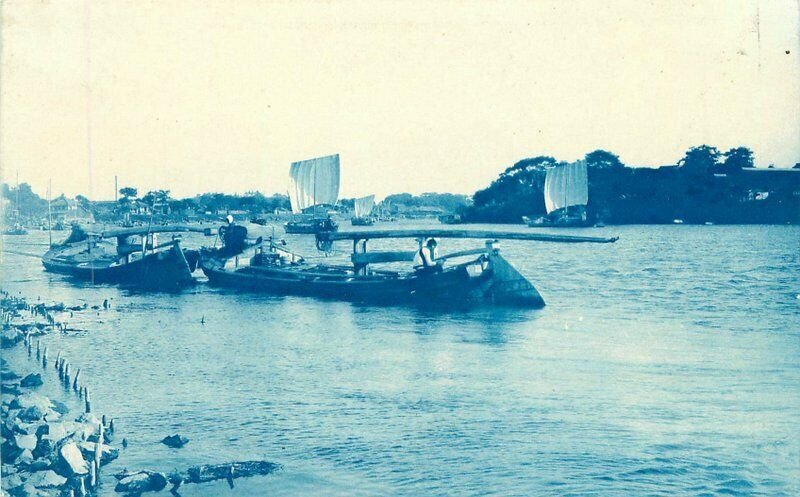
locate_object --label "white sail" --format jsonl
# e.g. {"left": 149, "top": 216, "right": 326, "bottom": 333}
{"left": 353, "top": 195, "right": 375, "bottom": 218}
{"left": 543, "top": 160, "right": 588, "bottom": 214}
{"left": 288, "top": 154, "right": 341, "bottom": 214}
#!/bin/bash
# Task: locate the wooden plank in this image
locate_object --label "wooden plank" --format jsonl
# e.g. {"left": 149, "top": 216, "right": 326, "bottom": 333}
{"left": 319, "top": 229, "right": 618, "bottom": 244}
{"left": 78, "top": 224, "right": 218, "bottom": 238}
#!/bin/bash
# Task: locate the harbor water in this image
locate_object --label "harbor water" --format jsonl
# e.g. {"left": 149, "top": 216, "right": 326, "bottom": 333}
{"left": 2, "top": 224, "right": 798, "bottom": 496}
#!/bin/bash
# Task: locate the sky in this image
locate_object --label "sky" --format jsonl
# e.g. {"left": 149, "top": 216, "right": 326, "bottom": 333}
{"left": 1, "top": 0, "right": 798, "bottom": 201}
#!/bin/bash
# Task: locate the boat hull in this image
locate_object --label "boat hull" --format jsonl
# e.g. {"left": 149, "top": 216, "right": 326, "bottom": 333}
{"left": 200, "top": 252, "right": 544, "bottom": 308}
{"left": 284, "top": 220, "right": 339, "bottom": 234}
{"left": 43, "top": 243, "right": 194, "bottom": 290}
{"left": 350, "top": 217, "right": 374, "bottom": 226}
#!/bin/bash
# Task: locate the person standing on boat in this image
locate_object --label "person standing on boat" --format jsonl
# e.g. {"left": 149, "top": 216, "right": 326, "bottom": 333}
{"left": 219, "top": 215, "right": 248, "bottom": 255}
{"left": 414, "top": 238, "right": 442, "bottom": 274}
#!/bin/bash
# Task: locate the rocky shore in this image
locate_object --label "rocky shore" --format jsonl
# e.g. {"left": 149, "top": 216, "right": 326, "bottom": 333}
{"left": 2, "top": 292, "right": 119, "bottom": 497}
{"left": 2, "top": 291, "right": 282, "bottom": 496}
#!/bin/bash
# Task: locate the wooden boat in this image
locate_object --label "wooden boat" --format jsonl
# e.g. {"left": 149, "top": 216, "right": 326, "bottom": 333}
{"left": 285, "top": 154, "right": 341, "bottom": 234}
{"left": 199, "top": 228, "right": 618, "bottom": 308}
{"left": 351, "top": 195, "right": 375, "bottom": 226}
{"left": 3, "top": 224, "right": 28, "bottom": 235}
{"left": 42, "top": 224, "right": 215, "bottom": 290}
{"left": 438, "top": 214, "right": 462, "bottom": 225}
{"left": 524, "top": 160, "right": 591, "bottom": 227}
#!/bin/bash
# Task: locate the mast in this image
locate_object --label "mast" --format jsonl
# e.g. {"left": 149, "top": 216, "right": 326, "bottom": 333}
{"left": 313, "top": 161, "right": 317, "bottom": 219}
{"left": 47, "top": 179, "right": 52, "bottom": 247}
{"left": 15, "top": 171, "right": 19, "bottom": 220}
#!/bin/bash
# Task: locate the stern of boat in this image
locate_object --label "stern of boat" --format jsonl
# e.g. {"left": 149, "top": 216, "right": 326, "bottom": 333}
{"left": 483, "top": 248, "right": 545, "bottom": 308}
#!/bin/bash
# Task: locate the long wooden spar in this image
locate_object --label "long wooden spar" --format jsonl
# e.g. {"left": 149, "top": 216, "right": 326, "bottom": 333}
{"left": 317, "top": 229, "right": 619, "bottom": 244}
{"left": 77, "top": 224, "right": 218, "bottom": 238}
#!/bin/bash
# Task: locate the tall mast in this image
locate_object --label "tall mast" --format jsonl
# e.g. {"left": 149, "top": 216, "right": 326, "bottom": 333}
{"left": 47, "top": 179, "right": 53, "bottom": 247}
{"left": 313, "top": 161, "right": 317, "bottom": 219}
{"left": 15, "top": 171, "right": 19, "bottom": 219}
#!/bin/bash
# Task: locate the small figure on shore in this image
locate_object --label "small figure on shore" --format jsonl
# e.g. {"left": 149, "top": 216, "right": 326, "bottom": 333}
{"left": 103, "top": 299, "right": 109, "bottom": 310}
{"left": 201, "top": 315, "right": 205, "bottom": 325}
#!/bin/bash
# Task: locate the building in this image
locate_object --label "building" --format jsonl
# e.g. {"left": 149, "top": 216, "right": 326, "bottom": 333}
{"left": 50, "top": 195, "right": 94, "bottom": 223}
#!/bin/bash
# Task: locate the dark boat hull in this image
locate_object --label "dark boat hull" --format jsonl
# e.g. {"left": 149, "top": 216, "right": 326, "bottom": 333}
{"left": 43, "top": 243, "right": 194, "bottom": 290}
{"left": 284, "top": 219, "right": 339, "bottom": 234}
{"left": 350, "top": 217, "right": 374, "bottom": 226}
{"left": 200, "top": 252, "right": 544, "bottom": 308}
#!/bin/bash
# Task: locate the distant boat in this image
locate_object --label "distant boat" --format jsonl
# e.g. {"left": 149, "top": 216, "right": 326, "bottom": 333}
{"left": 199, "top": 228, "right": 619, "bottom": 308}
{"left": 438, "top": 214, "right": 462, "bottom": 225}
{"left": 673, "top": 219, "right": 684, "bottom": 224}
{"left": 524, "top": 160, "right": 589, "bottom": 227}
{"left": 351, "top": 195, "right": 376, "bottom": 226}
{"left": 284, "top": 154, "right": 340, "bottom": 234}
{"left": 42, "top": 224, "right": 214, "bottom": 290}
{"left": 3, "top": 223, "right": 28, "bottom": 235}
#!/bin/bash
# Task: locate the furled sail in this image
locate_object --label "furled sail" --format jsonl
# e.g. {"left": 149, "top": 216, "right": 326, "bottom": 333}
{"left": 288, "top": 154, "right": 341, "bottom": 214}
{"left": 543, "top": 160, "right": 588, "bottom": 214}
{"left": 353, "top": 195, "right": 375, "bottom": 218}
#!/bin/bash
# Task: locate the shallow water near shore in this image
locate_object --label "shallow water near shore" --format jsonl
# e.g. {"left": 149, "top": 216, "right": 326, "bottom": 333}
{"left": 2, "top": 223, "right": 799, "bottom": 496}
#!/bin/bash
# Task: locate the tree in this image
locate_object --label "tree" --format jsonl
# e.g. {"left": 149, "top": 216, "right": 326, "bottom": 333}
{"left": 585, "top": 149, "right": 623, "bottom": 169}
{"left": 119, "top": 187, "right": 138, "bottom": 199}
{"left": 142, "top": 190, "right": 171, "bottom": 210}
{"left": 678, "top": 145, "right": 720, "bottom": 174}
{"left": 75, "top": 194, "right": 91, "bottom": 210}
{"left": 721, "top": 147, "right": 754, "bottom": 171}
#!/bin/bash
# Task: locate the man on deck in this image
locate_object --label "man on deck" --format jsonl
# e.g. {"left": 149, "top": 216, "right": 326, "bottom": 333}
{"left": 219, "top": 215, "right": 248, "bottom": 255}
{"left": 414, "top": 238, "right": 442, "bottom": 274}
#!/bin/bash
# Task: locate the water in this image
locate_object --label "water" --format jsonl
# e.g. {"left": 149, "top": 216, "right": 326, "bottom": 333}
{"left": 2, "top": 224, "right": 799, "bottom": 496}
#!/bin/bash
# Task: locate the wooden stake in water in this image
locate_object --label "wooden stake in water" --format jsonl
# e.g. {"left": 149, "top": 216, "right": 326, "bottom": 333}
{"left": 36, "top": 340, "right": 41, "bottom": 360}
{"left": 54, "top": 351, "right": 61, "bottom": 372}
{"left": 89, "top": 460, "right": 97, "bottom": 488}
{"left": 95, "top": 422, "right": 104, "bottom": 470}
{"left": 85, "top": 389, "right": 91, "bottom": 414}
{"left": 42, "top": 347, "right": 48, "bottom": 368}
{"left": 73, "top": 369, "right": 81, "bottom": 392}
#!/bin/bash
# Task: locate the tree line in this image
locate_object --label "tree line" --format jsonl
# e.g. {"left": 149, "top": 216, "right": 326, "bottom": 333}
{"left": 462, "top": 146, "right": 800, "bottom": 224}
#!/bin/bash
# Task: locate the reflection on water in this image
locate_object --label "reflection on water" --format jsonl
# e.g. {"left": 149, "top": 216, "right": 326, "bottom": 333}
{"left": 2, "top": 225, "right": 799, "bottom": 496}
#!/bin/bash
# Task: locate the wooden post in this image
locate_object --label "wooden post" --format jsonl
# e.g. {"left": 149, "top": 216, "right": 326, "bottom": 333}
{"left": 27, "top": 337, "right": 32, "bottom": 356}
{"left": 64, "top": 363, "right": 71, "bottom": 387}
{"left": 109, "top": 418, "right": 115, "bottom": 433}
{"left": 73, "top": 369, "right": 81, "bottom": 392}
{"left": 95, "top": 422, "right": 104, "bottom": 470}
{"left": 89, "top": 460, "right": 97, "bottom": 488}
{"left": 101, "top": 414, "right": 107, "bottom": 427}
{"left": 78, "top": 477, "right": 87, "bottom": 497}
{"left": 54, "top": 351, "right": 61, "bottom": 371}
{"left": 85, "top": 389, "right": 91, "bottom": 414}
{"left": 42, "top": 347, "right": 48, "bottom": 368}
{"left": 36, "top": 340, "right": 41, "bottom": 360}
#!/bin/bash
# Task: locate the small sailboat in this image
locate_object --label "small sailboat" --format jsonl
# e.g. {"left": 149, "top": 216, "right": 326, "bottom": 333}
{"left": 351, "top": 195, "right": 376, "bottom": 226}
{"left": 284, "top": 154, "right": 340, "bottom": 234}
{"left": 42, "top": 224, "right": 214, "bottom": 290}
{"left": 3, "top": 223, "right": 28, "bottom": 235}
{"left": 524, "top": 160, "right": 589, "bottom": 227}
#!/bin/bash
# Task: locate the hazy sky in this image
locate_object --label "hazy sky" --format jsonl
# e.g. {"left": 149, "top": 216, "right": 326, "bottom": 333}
{"left": 1, "top": 0, "right": 798, "bottom": 201}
